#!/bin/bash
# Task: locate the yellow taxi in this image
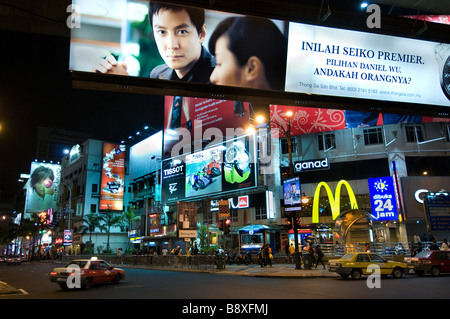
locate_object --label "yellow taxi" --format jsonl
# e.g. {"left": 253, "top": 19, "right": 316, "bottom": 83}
{"left": 327, "top": 252, "right": 410, "bottom": 279}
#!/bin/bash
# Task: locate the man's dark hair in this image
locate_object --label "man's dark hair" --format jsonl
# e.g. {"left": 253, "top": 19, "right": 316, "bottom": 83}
{"left": 148, "top": 1, "right": 205, "bottom": 34}
{"left": 209, "top": 16, "right": 287, "bottom": 91}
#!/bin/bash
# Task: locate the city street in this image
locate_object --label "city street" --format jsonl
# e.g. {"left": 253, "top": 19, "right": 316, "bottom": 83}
{"left": 1, "top": 261, "right": 449, "bottom": 300}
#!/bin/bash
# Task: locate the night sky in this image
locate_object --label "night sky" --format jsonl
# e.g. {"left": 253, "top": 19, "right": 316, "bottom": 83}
{"left": 0, "top": 30, "right": 164, "bottom": 201}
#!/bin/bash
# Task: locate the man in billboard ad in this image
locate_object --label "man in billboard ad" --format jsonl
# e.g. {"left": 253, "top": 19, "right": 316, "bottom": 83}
{"left": 161, "top": 158, "right": 186, "bottom": 203}
{"left": 25, "top": 162, "right": 61, "bottom": 213}
{"left": 91, "top": 1, "right": 215, "bottom": 82}
{"left": 100, "top": 143, "right": 126, "bottom": 211}
{"left": 283, "top": 177, "right": 301, "bottom": 206}
{"left": 73, "top": 1, "right": 287, "bottom": 91}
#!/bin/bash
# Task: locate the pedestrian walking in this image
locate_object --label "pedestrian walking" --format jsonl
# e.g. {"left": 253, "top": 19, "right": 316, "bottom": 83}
{"left": 315, "top": 245, "right": 325, "bottom": 268}
{"left": 288, "top": 243, "right": 296, "bottom": 263}
{"left": 284, "top": 243, "right": 290, "bottom": 263}
{"left": 441, "top": 239, "right": 449, "bottom": 251}
{"left": 265, "top": 244, "right": 272, "bottom": 267}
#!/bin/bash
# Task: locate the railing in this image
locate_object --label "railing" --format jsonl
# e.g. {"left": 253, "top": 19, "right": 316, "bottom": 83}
{"left": 321, "top": 241, "right": 440, "bottom": 258}
{"left": 61, "top": 254, "right": 216, "bottom": 272}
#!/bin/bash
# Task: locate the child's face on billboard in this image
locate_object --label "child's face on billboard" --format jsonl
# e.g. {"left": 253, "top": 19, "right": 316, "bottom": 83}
{"left": 152, "top": 9, "right": 206, "bottom": 79}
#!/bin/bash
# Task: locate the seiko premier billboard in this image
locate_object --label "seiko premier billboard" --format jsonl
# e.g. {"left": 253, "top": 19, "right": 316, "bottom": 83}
{"left": 285, "top": 23, "right": 450, "bottom": 107}
{"left": 70, "top": 1, "right": 449, "bottom": 109}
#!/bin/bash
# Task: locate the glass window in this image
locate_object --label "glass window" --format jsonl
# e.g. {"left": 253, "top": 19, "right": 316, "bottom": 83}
{"left": 369, "top": 254, "right": 385, "bottom": 263}
{"left": 405, "top": 125, "right": 423, "bottom": 143}
{"left": 363, "top": 127, "right": 383, "bottom": 145}
{"left": 318, "top": 132, "right": 336, "bottom": 151}
{"left": 356, "top": 254, "right": 370, "bottom": 262}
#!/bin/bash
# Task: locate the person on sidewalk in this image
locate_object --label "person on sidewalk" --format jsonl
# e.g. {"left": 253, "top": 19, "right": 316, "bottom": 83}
{"left": 288, "top": 244, "right": 296, "bottom": 264}
{"left": 265, "top": 244, "right": 272, "bottom": 267}
{"left": 314, "top": 245, "right": 325, "bottom": 268}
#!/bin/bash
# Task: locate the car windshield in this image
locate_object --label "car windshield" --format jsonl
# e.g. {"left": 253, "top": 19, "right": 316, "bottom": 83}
{"left": 340, "top": 254, "right": 355, "bottom": 260}
{"left": 415, "top": 251, "right": 432, "bottom": 258}
{"left": 64, "top": 260, "right": 88, "bottom": 268}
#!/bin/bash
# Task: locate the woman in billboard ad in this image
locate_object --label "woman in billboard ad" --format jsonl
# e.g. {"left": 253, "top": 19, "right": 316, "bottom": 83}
{"left": 208, "top": 16, "right": 288, "bottom": 91}
{"left": 25, "top": 163, "right": 61, "bottom": 213}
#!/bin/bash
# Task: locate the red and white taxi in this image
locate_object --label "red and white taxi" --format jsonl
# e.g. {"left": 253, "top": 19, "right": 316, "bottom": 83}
{"left": 49, "top": 257, "right": 126, "bottom": 289}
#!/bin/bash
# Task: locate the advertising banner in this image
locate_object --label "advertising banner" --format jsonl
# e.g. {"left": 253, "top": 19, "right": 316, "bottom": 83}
{"left": 283, "top": 177, "right": 301, "bottom": 208}
{"left": 70, "top": 1, "right": 450, "bottom": 110}
{"left": 100, "top": 143, "right": 126, "bottom": 211}
{"left": 161, "top": 157, "right": 186, "bottom": 203}
{"left": 424, "top": 194, "right": 450, "bottom": 232}
{"left": 177, "top": 201, "right": 198, "bottom": 238}
{"left": 368, "top": 176, "right": 399, "bottom": 221}
{"left": 163, "top": 96, "right": 250, "bottom": 157}
{"left": 129, "top": 131, "right": 162, "bottom": 180}
{"left": 285, "top": 22, "right": 450, "bottom": 107}
{"left": 25, "top": 162, "right": 61, "bottom": 214}
{"left": 161, "top": 134, "right": 256, "bottom": 203}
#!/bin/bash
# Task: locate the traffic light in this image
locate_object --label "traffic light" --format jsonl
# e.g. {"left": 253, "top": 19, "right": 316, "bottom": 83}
{"left": 224, "top": 219, "right": 231, "bottom": 235}
{"left": 219, "top": 220, "right": 224, "bottom": 231}
{"left": 285, "top": 215, "right": 293, "bottom": 229}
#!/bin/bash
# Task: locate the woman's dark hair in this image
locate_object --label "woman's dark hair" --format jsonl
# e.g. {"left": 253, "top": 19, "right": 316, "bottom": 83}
{"left": 148, "top": 1, "right": 205, "bottom": 35}
{"left": 209, "top": 16, "right": 287, "bottom": 90}
{"left": 30, "top": 166, "right": 54, "bottom": 190}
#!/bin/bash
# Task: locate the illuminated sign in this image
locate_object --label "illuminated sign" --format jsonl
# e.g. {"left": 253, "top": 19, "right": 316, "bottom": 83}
{"left": 25, "top": 162, "right": 61, "bottom": 214}
{"left": 294, "top": 158, "right": 329, "bottom": 173}
{"left": 63, "top": 230, "right": 72, "bottom": 246}
{"left": 283, "top": 177, "right": 301, "bottom": 211}
{"left": 70, "top": 2, "right": 450, "bottom": 109}
{"left": 312, "top": 180, "right": 358, "bottom": 223}
{"left": 424, "top": 193, "right": 450, "bottom": 231}
{"left": 368, "top": 177, "right": 398, "bottom": 221}
{"left": 100, "top": 143, "right": 126, "bottom": 211}
{"left": 161, "top": 134, "right": 256, "bottom": 203}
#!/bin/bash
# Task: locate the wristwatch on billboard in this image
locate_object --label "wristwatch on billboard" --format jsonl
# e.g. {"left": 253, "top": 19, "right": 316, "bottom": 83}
{"left": 434, "top": 43, "right": 450, "bottom": 100}
{"left": 224, "top": 141, "right": 250, "bottom": 184}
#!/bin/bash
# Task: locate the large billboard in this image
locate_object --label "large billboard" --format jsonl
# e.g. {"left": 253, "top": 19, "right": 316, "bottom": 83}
{"left": 100, "top": 143, "right": 126, "bottom": 211}
{"left": 70, "top": 1, "right": 449, "bottom": 109}
{"left": 163, "top": 96, "right": 250, "bottom": 158}
{"left": 285, "top": 23, "right": 450, "bottom": 107}
{"left": 161, "top": 134, "right": 257, "bottom": 203}
{"left": 129, "top": 131, "right": 162, "bottom": 180}
{"left": 25, "top": 162, "right": 61, "bottom": 214}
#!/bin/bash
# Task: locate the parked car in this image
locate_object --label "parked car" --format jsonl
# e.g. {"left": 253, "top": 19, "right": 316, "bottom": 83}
{"left": 406, "top": 250, "right": 450, "bottom": 276}
{"left": 6, "top": 255, "right": 22, "bottom": 265}
{"left": 49, "top": 257, "right": 126, "bottom": 289}
{"left": 327, "top": 252, "right": 410, "bottom": 279}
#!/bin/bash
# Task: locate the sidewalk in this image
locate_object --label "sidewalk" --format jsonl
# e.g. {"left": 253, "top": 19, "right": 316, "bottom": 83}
{"left": 214, "top": 263, "right": 338, "bottom": 278}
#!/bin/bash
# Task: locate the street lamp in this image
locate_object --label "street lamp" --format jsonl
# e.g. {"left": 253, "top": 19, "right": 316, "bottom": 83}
{"left": 253, "top": 111, "right": 301, "bottom": 269}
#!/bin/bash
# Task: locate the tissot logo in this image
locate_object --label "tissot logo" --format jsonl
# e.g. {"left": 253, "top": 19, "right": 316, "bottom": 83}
{"left": 294, "top": 158, "right": 329, "bottom": 172}
{"left": 163, "top": 166, "right": 184, "bottom": 176}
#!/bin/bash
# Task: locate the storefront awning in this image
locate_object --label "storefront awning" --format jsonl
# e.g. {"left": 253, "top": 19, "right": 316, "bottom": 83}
{"left": 238, "top": 224, "right": 273, "bottom": 232}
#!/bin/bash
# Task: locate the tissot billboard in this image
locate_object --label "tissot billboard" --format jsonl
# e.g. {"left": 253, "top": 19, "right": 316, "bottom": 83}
{"left": 70, "top": 1, "right": 449, "bottom": 109}
{"left": 161, "top": 134, "right": 257, "bottom": 203}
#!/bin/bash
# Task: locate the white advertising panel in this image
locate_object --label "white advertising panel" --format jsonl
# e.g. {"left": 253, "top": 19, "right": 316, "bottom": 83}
{"left": 285, "top": 22, "right": 450, "bottom": 107}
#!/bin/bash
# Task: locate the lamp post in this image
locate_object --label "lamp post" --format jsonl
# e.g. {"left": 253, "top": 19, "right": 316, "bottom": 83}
{"left": 255, "top": 111, "right": 301, "bottom": 269}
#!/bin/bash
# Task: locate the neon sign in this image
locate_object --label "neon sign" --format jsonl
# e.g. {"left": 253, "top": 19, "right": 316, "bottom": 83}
{"left": 312, "top": 180, "right": 358, "bottom": 223}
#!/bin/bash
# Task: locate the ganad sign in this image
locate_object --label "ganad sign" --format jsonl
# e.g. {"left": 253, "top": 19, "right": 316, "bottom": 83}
{"left": 294, "top": 158, "right": 329, "bottom": 173}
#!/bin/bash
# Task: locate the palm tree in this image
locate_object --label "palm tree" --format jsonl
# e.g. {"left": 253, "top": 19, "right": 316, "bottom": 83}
{"left": 122, "top": 206, "right": 140, "bottom": 253}
{"left": 97, "top": 213, "right": 125, "bottom": 253}
{"left": 74, "top": 213, "right": 100, "bottom": 252}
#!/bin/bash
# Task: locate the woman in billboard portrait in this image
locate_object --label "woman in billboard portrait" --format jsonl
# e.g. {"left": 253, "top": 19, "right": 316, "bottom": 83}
{"left": 208, "top": 16, "right": 287, "bottom": 91}
{"left": 28, "top": 166, "right": 56, "bottom": 211}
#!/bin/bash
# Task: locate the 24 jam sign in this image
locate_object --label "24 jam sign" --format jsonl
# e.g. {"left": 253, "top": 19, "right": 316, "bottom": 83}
{"left": 368, "top": 176, "right": 399, "bottom": 221}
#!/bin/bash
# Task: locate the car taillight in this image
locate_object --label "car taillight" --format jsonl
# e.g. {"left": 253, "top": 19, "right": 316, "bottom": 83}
{"left": 50, "top": 272, "right": 57, "bottom": 276}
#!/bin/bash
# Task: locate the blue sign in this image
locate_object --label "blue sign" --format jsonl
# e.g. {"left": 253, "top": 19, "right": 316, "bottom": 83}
{"left": 368, "top": 176, "right": 398, "bottom": 221}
